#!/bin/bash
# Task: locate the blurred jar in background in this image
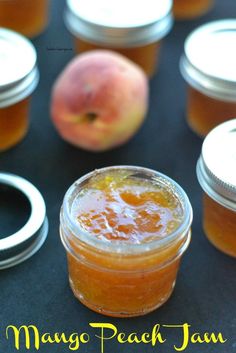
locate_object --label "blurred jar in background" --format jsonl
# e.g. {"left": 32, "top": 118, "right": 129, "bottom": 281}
{"left": 197, "top": 119, "right": 236, "bottom": 257}
{"left": 64, "top": 0, "right": 173, "bottom": 77}
{"left": 0, "top": 28, "right": 39, "bottom": 151}
{"left": 173, "top": 0, "right": 214, "bottom": 19}
{"left": 180, "top": 20, "right": 236, "bottom": 137}
{"left": 0, "top": 0, "right": 49, "bottom": 37}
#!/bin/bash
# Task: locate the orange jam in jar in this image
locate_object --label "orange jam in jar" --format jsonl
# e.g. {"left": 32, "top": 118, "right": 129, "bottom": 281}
{"left": 197, "top": 119, "right": 236, "bottom": 257}
{"left": 187, "top": 86, "right": 236, "bottom": 137}
{"left": 60, "top": 166, "right": 192, "bottom": 317}
{"left": 0, "top": 0, "right": 49, "bottom": 37}
{"left": 173, "top": 0, "right": 213, "bottom": 20}
{"left": 0, "top": 98, "right": 30, "bottom": 151}
{"left": 0, "top": 28, "right": 39, "bottom": 151}
{"left": 180, "top": 20, "right": 236, "bottom": 137}
{"left": 64, "top": 0, "right": 173, "bottom": 77}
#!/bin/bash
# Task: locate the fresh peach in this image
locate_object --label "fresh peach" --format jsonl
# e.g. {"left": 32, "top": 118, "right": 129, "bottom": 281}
{"left": 50, "top": 50, "right": 149, "bottom": 151}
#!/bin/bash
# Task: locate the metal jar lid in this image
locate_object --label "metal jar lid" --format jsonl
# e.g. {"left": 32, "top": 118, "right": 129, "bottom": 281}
{"left": 65, "top": 0, "right": 173, "bottom": 47}
{"left": 180, "top": 19, "right": 236, "bottom": 102}
{"left": 0, "top": 173, "right": 48, "bottom": 269}
{"left": 197, "top": 119, "right": 236, "bottom": 212}
{"left": 0, "top": 28, "right": 39, "bottom": 108}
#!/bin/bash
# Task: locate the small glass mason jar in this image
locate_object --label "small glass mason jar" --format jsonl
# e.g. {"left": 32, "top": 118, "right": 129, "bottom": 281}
{"left": 197, "top": 119, "right": 236, "bottom": 257}
{"left": 0, "top": 0, "right": 49, "bottom": 38}
{"left": 173, "top": 0, "right": 214, "bottom": 20}
{"left": 180, "top": 20, "right": 236, "bottom": 137}
{"left": 64, "top": 0, "right": 173, "bottom": 77}
{"left": 0, "top": 28, "right": 39, "bottom": 151}
{"left": 60, "top": 166, "right": 192, "bottom": 317}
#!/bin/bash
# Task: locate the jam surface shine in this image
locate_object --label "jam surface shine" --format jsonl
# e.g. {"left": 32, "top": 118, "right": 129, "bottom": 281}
{"left": 72, "top": 171, "right": 183, "bottom": 244}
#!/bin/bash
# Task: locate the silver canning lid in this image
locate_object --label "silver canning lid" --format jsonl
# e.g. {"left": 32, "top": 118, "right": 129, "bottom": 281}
{"left": 180, "top": 19, "right": 236, "bottom": 102}
{"left": 65, "top": 0, "right": 173, "bottom": 47}
{"left": 0, "top": 28, "right": 39, "bottom": 108}
{"left": 0, "top": 173, "right": 48, "bottom": 270}
{"left": 197, "top": 119, "right": 236, "bottom": 212}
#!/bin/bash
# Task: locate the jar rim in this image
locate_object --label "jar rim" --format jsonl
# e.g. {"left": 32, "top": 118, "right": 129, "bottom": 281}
{"left": 180, "top": 19, "right": 236, "bottom": 102}
{"left": 0, "top": 173, "right": 48, "bottom": 269}
{"left": 64, "top": 0, "right": 173, "bottom": 47}
{"left": 61, "top": 166, "right": 193, "bottom": 254}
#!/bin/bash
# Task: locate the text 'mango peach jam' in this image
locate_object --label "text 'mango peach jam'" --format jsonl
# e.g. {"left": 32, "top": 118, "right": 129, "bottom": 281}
{"left": 60, "top": 166, "right": 193, "bottom": 317}
{"left": 173, "top": 0, "right": 214, "bottom": 20}
{"left": 0, "top": 28, "right": 39, "bottom": 151}
{"left": 197, "top": 120, "right": 236, "bottom": 258}
{"left": 0, "top": 0, "right": 49, "bottom": 38}
{"left": 64, "top": 0, "right": 173, "bottom": 77}
{"left": 180, "top": 20, "right": 236, "bottom": 137}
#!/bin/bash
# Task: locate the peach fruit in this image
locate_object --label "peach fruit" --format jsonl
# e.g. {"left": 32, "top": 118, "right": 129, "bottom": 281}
{"left": 51, "top": 50, "right": 149, "bottom": 151}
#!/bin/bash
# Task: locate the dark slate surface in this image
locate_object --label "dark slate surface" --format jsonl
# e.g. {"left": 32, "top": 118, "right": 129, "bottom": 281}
{"left": 0, "top": 0, "right": 235, "bottom": 352}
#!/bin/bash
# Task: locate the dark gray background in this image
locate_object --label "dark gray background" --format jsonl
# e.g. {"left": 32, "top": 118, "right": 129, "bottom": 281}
{"left": 0, "top": 0, "right": 236, "bottom": 352}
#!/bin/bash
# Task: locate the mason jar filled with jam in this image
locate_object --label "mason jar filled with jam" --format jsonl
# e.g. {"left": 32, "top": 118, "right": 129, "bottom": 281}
{"left": 173, "top": 0, "right": 214, "bottom": 20}
{"left": 64, "top": 0, "right": 173, "bottom": 77}
{"left": 197, "top": 119, "right": 236, "bottom": 257}
{"left": 60, "top": 166, "right": 193, "bottom": 317}
{"left": 0, "top": 0, "right": 49, "bottom": 38}
{"left": 0, "top": 28, "right": 39, "bottom": 151}
{"left": 180, "top": 20, "right": 236, "bottom": 137}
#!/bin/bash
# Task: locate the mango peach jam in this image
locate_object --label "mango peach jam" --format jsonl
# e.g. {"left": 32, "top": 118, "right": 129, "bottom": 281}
{"left": 64, "top": 0, "right": 173, "bottom": 77}
{"left": 173, "top": 0, "right": 213, "bottom": 20}
{"left": 0, "top": 0, "right": 49, "bottom": 38}
{"left": 0, "top": 28, "right": 39, "bottom": 151}
{"left": 197, "top": 120, "right": 236, "bottom": 257}
{"left": 180, "top": 20, "right": 236, "bottom": 137}
{"left": 60, "top": 166, "right": 192, "bottom": 317}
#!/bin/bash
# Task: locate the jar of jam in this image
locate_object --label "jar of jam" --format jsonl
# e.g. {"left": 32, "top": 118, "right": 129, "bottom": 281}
{"left": 64, "top": 0, "right": 173, "bottom": 77}
{"left": 173, "top": 0, "right": 214, "bottom": 20}
{"left": 60, "top": 166, "right": 193, "bottom": 317}
{"left": 0, "top": 0, "right": 49, "bottom": 38}
{"left": 197, "top": 119, "right": 236, "bottom": 257}
{"left": 180, "top": 20, "right": 236, "bottom": 137}
{"left": 0, "top": 28, "right": 39, "bottom": 151}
